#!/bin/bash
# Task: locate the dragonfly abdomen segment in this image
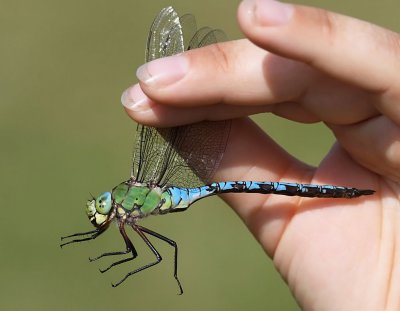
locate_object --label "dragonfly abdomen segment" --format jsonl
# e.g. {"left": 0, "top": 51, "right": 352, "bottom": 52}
{"left": 159, "top": 186, "right": 217, "bottom": 213}
{"left": 210, "top": 181, "right": 374, "bottom": 198}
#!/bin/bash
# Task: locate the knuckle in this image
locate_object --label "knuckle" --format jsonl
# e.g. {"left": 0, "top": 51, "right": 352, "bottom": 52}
{"left": 315, "top": 8, "right": 338, "bottom": 46}
{"left": 386, "top": 139, "right": 400, "bottom": 171}
{"left": 188, "top": 41, "right": 232, "bottom": 76}
{"left": 204, "top": 41, "right": 231, "bottom": 74}
{"left": 382, "top": 30, "right": 400, "bottom": 62}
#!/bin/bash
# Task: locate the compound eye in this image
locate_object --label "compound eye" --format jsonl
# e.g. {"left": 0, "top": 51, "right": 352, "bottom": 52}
{"left": 96, "top": 192, "right": 112, "bottom": 214}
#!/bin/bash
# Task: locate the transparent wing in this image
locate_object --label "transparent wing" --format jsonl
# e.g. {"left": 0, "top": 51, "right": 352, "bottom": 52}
{"left": 146, "top": 6, "right": 184, "bottom": 62}
{"left": 132, "top": 7, "right": 231, "bottom": 188}
{"left": 188, "top": 27, "right": 227, "bottom": 49}
{"left": 132, "top": 121, "right": 231, "bottom": 187}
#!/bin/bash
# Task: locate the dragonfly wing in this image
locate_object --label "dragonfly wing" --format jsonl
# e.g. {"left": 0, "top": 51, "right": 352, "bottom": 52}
{"left": 178, "top": 14, "right": 198, "bottom": 50}
{"left": 132, "top": 7, "right": 231, "bottom": 188}
{"left": 146, "top": 6, "right": 184, "bottom": 62}
{"left": 188, "top": 27, "right": 227, "bottom": 49}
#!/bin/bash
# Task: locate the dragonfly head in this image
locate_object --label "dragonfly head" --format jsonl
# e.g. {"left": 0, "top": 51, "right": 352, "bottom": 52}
{"left": 86, "top": 192, "right": 112, "bottom": 228}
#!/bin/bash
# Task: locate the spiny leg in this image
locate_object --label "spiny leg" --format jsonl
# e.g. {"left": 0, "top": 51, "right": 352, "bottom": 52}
{"left": 138, "top": 225, "right": 183, "bottom": 295}
{"left": 89, "top": 223, "right": 135, "bottom": 261}
{"left": 91, "top": 223, "right": 138, "bottom": 273}
{"left": 111, "top": 225, "right": 163, "bottom": 288}
{"left": 60, "top": 228, "right": 104, "bottom": 248}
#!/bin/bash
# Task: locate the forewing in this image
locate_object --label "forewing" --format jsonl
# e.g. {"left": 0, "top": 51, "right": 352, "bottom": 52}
{"left": 146, "top": 6, "right": 184, "bottom": 62}
{"left": 132, "top": 7, "right": 230, "bottom": 188}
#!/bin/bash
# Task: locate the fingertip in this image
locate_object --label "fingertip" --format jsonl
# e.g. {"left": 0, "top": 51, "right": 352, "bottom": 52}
{"left": 121, "top": 84, "right": 153, "bottom": 111}
{"left": 121, "top": 83, "right": 206, "bottom": 127}
{"left": 237, "top": 0, "right": 296, "bottom": 59}
{"left": 136, "top": 54, "right": 189, "bottom": 88}
{"left": 238, "top": 0, "right": 294, "bottom": 28}
{"left": 121, "top": 83, "right": 160, "bottom": 125}
{"left": 123, "top": 103, "right": 157, "bottom": 126}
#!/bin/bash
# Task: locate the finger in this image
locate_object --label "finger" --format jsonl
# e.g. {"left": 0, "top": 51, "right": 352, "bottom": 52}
{"left": 123, "top": 39, "right": 316, "bottom": 107}
{"left": 238, "top": 0, "right": 400, "bottom": 125}
{"left": 329, "top": 116, "right": 400, "bottom": 182}
{"left": 121, "top": 84, "right": 272, "bottom": 127}
{"left": 121, "top": 39, "right": 326, "bottom": 125}
{"left": 122, "top": 66, "right": 375, "bottom": 127}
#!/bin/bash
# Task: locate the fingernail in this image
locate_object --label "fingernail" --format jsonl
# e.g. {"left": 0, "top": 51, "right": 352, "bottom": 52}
{"left": 136, "top": 54, "right": 188, "bottom": 87}
{"left": 121, "top": 84, "right": 151, "bottom": 110}
{"left": 241, "top": 0, "right": 293, "bottom": 26}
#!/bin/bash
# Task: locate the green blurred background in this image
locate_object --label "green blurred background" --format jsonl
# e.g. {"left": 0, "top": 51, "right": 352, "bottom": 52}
{"left": 1, "top": 0, "right": 399, "bottom": 310}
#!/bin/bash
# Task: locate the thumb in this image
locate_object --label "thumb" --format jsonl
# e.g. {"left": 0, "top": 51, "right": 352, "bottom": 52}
{"left": 238, "top": 0, "right": 399, "bottom": 94}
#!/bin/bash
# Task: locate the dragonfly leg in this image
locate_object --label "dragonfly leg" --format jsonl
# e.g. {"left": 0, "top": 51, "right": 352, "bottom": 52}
{"left": 111, "top": 225, "right": 163, "bottom": 289}
{"left": 120, "top": 225, "right": 183, "bottom": 295}
{"left": 91, "top": 224, "right": 138, "bottom": 273}
{"left": 137, "top": 225, "right": 183, "bottom": 295}
{"left": 60, "top": 228, "right": 104, "bottom": 248}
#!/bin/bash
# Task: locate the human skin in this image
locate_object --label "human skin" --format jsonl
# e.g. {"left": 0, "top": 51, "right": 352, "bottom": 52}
{"left": 121, "top": 0, "right": 400, "bottom": 310}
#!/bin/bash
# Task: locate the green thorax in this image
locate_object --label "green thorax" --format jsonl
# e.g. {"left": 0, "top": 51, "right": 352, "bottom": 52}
{"left": 112, "top": 180, "right": 164, "bottom": 218}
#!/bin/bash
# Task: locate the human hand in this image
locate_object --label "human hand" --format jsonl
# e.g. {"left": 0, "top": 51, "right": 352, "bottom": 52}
{"left": 121, "top": 0, "right": 399, "bottom": 309}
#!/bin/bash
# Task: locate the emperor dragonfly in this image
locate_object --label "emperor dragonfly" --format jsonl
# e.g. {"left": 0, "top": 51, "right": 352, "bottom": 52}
{"left": 61, "top": 6, "right": 374, "bottom": 294}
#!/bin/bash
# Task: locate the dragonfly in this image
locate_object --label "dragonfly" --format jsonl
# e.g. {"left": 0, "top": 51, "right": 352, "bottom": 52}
{"left": 61, "top": 6, "right": 375, "bottom": 295}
